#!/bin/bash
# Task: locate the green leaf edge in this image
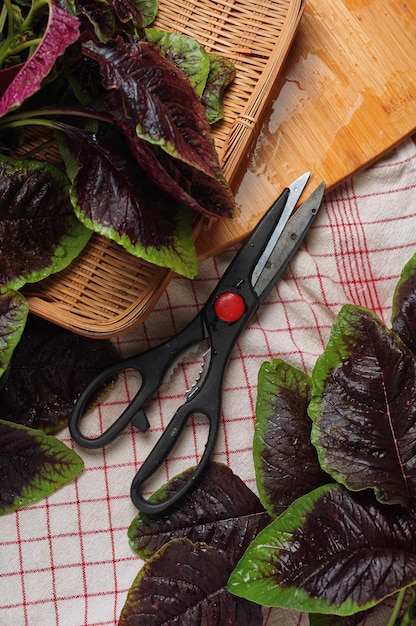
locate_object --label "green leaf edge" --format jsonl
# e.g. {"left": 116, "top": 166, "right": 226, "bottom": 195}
{"left": 253, "top": 358, "right": 311, "bottom": 516}
{"left": 0, "top": 155, "right": 92, "bottom": 291}
{"left": 228, "top": 483, "right": 415, "bottom": 616}
{"left": 127, "top": 464, "right": 199, "bottom": 557}
{"left": 308, "top": 303, "right": 416, "bottom": 504}
{"left": 0, "top": 419, "right": 84, "bottom": 515}
{"left": 228, "top": 484, "right": 342, "bottom": 613}
{"left": 202, "top": 53, "right": 236, "bottom": 125}
{"left": 145, "top": 28, "right": 210, "bottom": 96}
{"left": 0, "top": 286, "right": 28, "bottom": 378}
{"left": 391, "top": 251, "right": 416, "bottom": 320}
{"left": 74, "top": 199, "right": 197, "bottom": 278}
{"left": 308, "top": 304, "right": 378, "bottom": 482}
{"left": 135, "top": 0, "right": 159, "bottom": 27}
{"left": 120, "top": 538, "right": 208, "bottom": 623}
{"left": 7, "top": 215, "right": 92, "bottom": 291}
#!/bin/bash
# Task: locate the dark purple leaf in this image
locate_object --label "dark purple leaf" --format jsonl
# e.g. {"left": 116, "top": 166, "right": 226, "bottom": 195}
{"left": 0, "top": 2, "right": 80, "bottom": 116}
{"left": 0, "top": 315, "right": 119, "bottom": 433}
{"left": 309, "top": 304, "right": 416, "bottom": 510}
{"left": 0, "top": 154, "right": 91, "bottom": 290}
{"left": 229, "top": 483, "right": 416, "bottom": 615}
{"left": 391, "top": 252, "right": 416, "bottom": 355}
{"left": 94, "top": 90, "right": 231, "bottom": 219}
{"left": 119, "top": 538, "right": 263, "bottom": 626}
{"left": 59, "top": 124, "right": 197, "bottom": 276}
{"left": 0, "top": 286, "right": 28, "bottom": 378}
{"left": 128, "top": 462, "right": 270, "bottom": 562}
{"left": 0, "top": 418, "right": 83, "bottom": 514}
{"left": 85, "top": 91, "right": 215, "bottom": 216}
{"left": 82, "top": 39, "right": 235, "bottom": 218}
{"left": 75, "top": 0, "right": 116, "bottom": 42}
{"left": 106, "top": 0, "right": 145, "bottom": 28}
{"left": 254, "top": 358, "right": 329, "bottom": 517}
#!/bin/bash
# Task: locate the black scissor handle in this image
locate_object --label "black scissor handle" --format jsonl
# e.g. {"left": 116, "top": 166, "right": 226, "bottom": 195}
{"left": 69, "top": 356, "right": 153, "bottom": 448}
{"left": 130, "top": 395, "right": 221, "bottom": 515}
{"left": 130, "top": 282, "right": 261, "bottom": 514}
{"left": 69, "top": 314, "right": 207, "bottom": 449}
{"left": 70, "top": 185, "right": 290, "bottom": 452}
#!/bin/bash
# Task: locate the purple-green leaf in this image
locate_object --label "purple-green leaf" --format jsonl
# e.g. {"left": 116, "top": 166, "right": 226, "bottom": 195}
{"left": 59, "top": 124, "right": 197, "bottom": 277}
{"left": 131, "top": 0, "right": 158, "bottom": 27}
{"left": 107, "top": 0, "right": 146, "bottom": 30}
{"left": 0, "top": 2, "right": 80, "bottom": 116}
{"left": 119, "top": 538, "right": 263, "bottom": 626}
{"left": 391, "top": 251, "right": 416, "bottom": 355}
{"left": 128, "top": 462, "right": 270, "bottom": 561}
{"left": 82, "top": 39, "right": 235, "bottom": 219}
{"left": 0, "top": 286, "right": 28, "bottom": 378}
{"left": 76, "top": 0, "right": 116, "bottom": 42}
{"left": 228, "top": 483, "right": 416, "bottom": 615}
{"left": 202, "top": 53, "right": 236, "bottom": 124}
{"left": 146, "top": 29, "right": 210, "bottom": 96}
{"left": 254, "top": 358, "right": 329, "bottom": 517}
{"left": 84, "top": 39, "right": 210, "bottom": 172}
{"left": 0, "top": 419, "right": 84, "bottom": 514}
{"left": 0, "top": 315, "right": 119, "bottom": 433}
{"left": 0, "top": 154, "right": 92, "bottom": 290}
{"left": 309, "top": 304, "right": 416, "bottom": 510}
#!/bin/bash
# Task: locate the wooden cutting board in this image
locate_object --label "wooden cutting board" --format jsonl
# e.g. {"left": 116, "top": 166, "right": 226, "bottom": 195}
{"left": 196, "top": 0, "right": 416, "bottom": 258}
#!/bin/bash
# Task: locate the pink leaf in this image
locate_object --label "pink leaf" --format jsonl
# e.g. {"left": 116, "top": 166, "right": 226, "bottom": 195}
{"left": 0, "top": 3, "right": 80, "bottom": 116}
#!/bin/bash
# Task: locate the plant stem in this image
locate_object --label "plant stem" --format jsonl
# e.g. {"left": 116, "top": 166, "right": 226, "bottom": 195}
{"left": 2, "top": 0, "right": 15, "bottom": 35}
{"left": 0, "top": 0, "right": 19, "bottom": 68}
{"left": 4, "top": 37, "right": 42, "bottom": 57}
{"left": 0, "top": 108, "right": 113, "bottom": 128}
{"left": 21, "top": 0, "right": 49, "bottom": 31}
{"left": 0, "top": 0, "right": 49, "bottom": 67}
{"left": 0, "top": 118, "right": 61, "bottom": 130}
{"left": 386, "top": 588, "right": 407, "bottom": 626}
{"left": 0, "top": 2, "right": 8, "bottom": 33}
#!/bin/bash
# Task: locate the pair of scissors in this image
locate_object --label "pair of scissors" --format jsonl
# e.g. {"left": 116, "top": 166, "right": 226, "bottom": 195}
{"left": 70, "top": 173, "right": 325, "bottom": 515}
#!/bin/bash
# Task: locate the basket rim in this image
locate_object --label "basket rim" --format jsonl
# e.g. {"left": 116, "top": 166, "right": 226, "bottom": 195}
{"left": 24, "top": 0, "right": 305, "bottom": 337}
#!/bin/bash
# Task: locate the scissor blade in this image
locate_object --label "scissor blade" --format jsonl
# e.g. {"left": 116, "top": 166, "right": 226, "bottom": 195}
{"left": 251, "top": 171, "right": 310, "bottom": 286}
{"left": 253, "top": 181, "right": 326, "bottom": 302}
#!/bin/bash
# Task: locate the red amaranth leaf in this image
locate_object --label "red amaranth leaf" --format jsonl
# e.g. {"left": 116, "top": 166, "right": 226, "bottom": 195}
{"left": 309, "top": 304, "right": 416, "bottom": 510}
{"left": 0, "top": 419, "right": 83, "bottom": 514}
{"left": 128, "top": 462, "right": 270, "bottom": 561}
{"left": 82, "top": 39, "right": 235, "bottom": 219}
{"left": 0, "top": 315, "right": 119, "bottom": 434}
{"left": 229, "top": 484, "right": 416, "bottom": 615}
{"left": 120, "top": 539, "right": 263, "bottom": 625}
{"left": 254, "top": 359, "right": 329, "bottom": 517}
{"left": 0, "top": 2, "right": 80, "bottom": 116}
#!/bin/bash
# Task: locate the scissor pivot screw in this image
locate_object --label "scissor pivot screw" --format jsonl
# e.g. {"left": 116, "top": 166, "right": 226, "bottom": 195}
{"left": 214, "top": 291, "right": 246, "bottom": 322}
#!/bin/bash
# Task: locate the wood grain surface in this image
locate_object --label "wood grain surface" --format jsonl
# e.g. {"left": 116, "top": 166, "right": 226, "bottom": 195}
{"left": 196, "top": 0, "right": 416, "bottom": 259}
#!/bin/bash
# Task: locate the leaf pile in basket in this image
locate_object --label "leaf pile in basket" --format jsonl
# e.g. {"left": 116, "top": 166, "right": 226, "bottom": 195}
{"left": 120, "top": 251, "right": 416, "bottom": 625}
{"left": 0, "top": 0, "right": 236, "bottom": 281}
{"left": 0, "top": 0, "right": 236, "bottom": 500}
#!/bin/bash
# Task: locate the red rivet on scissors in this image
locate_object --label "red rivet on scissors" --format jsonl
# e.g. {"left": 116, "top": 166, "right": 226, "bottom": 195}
{"left": 214, "top": 291, "right": 245, "bottom": 322}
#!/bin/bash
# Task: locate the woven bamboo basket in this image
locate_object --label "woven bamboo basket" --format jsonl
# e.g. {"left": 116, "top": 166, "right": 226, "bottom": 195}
{"left": 23, "top": 0, "right": 304, "bottom": 337}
